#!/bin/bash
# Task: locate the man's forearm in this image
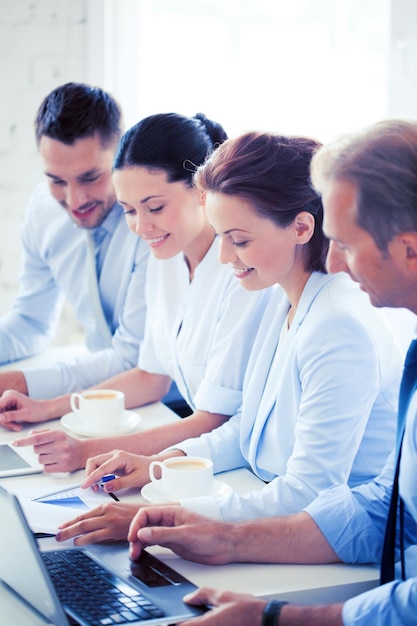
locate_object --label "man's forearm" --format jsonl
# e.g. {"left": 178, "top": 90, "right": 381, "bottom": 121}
{"left": 279, "top": 603, "right": 344, "bottom": 626}
{"left": 229, "top": 512, "right": 341, "bottom": 564}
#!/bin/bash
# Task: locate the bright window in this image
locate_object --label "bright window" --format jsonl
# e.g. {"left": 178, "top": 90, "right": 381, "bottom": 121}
{"left": 102, "top": 0, "right": 391, "bottom": 142}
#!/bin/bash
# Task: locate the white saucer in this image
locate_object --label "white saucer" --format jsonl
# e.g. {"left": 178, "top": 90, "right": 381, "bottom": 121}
{"left": 60, "top": 410, "right": 142, "bottom": 438}
{"left": 141, "top": 479, "right": 233, "bottom": 504}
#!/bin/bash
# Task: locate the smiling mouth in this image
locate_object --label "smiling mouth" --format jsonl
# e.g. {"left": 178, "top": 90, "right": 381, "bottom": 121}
{"left": 145, "top": 234, "right": 170, "bottom": 246}
{"left": 233, "top": 266, "right": 254, "bottom": 277}
{"left": 73, "top": 203, "right": 98, "bottom": 217}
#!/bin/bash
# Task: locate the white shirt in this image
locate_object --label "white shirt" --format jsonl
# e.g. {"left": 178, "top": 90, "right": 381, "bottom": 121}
{"left": 139, "top": 238, "right": 271, "bottom": 415}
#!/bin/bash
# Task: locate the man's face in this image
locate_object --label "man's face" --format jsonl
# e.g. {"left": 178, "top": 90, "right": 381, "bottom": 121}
{"left": 322, "top": 179, "right": 415, "bottom": 310}
{"left": 39, "top": 133, "right": 117, "bottom": 229}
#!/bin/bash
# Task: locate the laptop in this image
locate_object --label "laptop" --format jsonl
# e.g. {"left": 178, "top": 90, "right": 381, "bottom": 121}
{"left": 0, "top": 486, "right": 205, "bottom": 625}
{"left": 0, "top": 443, "right": 43, "bottom": 477}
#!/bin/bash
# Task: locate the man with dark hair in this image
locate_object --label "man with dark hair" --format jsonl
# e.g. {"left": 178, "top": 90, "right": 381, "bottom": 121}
{"left": 126, "top": 120, "right": 417, "bottom": 625}
{"left": 0, "top": 82, "right": 150, "bottom": 399}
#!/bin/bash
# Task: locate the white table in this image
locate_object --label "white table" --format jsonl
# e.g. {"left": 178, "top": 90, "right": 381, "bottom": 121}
{"left": 0, "top": 348, "right": 380, "bottom": 623}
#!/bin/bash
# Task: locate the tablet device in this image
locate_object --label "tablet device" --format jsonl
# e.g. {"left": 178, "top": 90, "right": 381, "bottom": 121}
{"left": 0, "top": 443, "right": 43, "bottom": 477}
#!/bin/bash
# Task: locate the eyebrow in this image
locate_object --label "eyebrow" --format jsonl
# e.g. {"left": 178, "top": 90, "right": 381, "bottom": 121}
{"left": 45, "top": 168, "right": 101, "bottom": 181}
{"left": 223, "top": 227, "right": 251, "bottom": 235}
{"left": 140, "top": 195, "right": 165, "bottom": 204}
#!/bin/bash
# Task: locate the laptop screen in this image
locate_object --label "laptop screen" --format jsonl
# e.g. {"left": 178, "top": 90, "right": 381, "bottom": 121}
{"left": 0, "top": 486, "right": 206, "bottom": 625}
{"left": 0, "top": 486, "right": 69, "bottom": 625}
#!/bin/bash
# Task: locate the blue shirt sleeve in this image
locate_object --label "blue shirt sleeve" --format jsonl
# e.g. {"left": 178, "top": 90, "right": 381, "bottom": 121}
{"left": 0, "top": 186, "right": 64, "bottom": 363}
{"left": 0, "top": 183, "right": 149, "bottom": 397}
{"left": 305, "top": 450, "right": 417, "bottom": 625}
{"left": 342, "top": 577, "right": 417, "bottom": 625}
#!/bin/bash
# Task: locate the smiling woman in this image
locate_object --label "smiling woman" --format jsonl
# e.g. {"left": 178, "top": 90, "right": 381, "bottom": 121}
{"left": 2, "top": 113, "right": 271, "bottom": 505}
{"left": 113, "top": 167, "right": 206, "bottom": 271}
{"left": 144, "top": 130, "right": 402, "bottom": 523}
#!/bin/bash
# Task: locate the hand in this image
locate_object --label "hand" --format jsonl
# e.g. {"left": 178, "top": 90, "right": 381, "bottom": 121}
{"left": 12, "top": 429, "right": 87, "bottom": 472}
{"left": 179, "top": 587, "right": 266, "bottom": 626}
{"left": 55, "top": 502, "right": 142, "bottom": 546}
{"left": 128, "top": 505, "right": 234, "bottom": 564}
{"left": 81, "top": 449, "right": 154, "bottom": 492}
{"left": 0, "top": 390, "right": 48, "bottom": 431}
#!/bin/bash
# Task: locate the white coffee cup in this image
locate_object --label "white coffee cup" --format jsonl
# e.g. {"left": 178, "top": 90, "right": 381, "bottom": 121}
{"left": 70, "top": 389, "right": 125, "bottom": 432}
{"left": 148, "top": 456, "right": 213, "bottom": 500}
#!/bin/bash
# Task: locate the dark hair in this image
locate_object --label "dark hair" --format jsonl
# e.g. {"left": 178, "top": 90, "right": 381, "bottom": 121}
{"left": 311, "top": 119, "right": 417, "bottom": 254}
{"left": 194, "top": 131, "right": 327, "bottom": 273}
{"left": 113, "top": 112, "right": 228, "bottom": 185}
{"left": 34, "top": 82, "right": 123, "bottom": 148}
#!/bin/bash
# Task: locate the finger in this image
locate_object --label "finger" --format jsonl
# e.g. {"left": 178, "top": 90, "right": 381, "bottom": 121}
{"left": 56, "top": 509, "right": 106, "bottom": 536}
{"left": 82, "top": 462, "right": 121, "bottom": 489}
{"left": 129, "top": 539, "right": 143, "bottom": 562}
{"left": 136, "top": 524, "right": 188, "bottom": 548}
{"left": 0, "top": 418, "right": 22, "bottom": 431}
{"left": 12, "top": 429, "right": 56, "bottom": 447}
{"left": 127, "top": 505, "right": 177, "bottom": 542}
{"left": 56, "top": 519, "right": 108, "bottom": 544}
{"left": 85, "top": 452, "right": 114, "bottom": 475}
{"left": 72, "top": 528, "right": 111, "bottom": 546}
{"left": 0, "top": 409, "right": 18, "bottom": 420}
{"left": 57, "top": 511, "right": 93, "bottom": 530}
{"left": 183, "top": 587, "right": 221, "bottom": 607}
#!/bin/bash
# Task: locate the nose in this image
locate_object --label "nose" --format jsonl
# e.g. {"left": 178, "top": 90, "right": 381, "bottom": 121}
{"left": 326, "top": 241, "right": 348, "bottom": 274}
{"left": 218, "top": 237, "right": 237, "bottom": 265}
{"left": 65, "top": 183, "right": 88, "bottom": 211}
{"left": 130, "top": 210, "right": 152, "bottom": 237}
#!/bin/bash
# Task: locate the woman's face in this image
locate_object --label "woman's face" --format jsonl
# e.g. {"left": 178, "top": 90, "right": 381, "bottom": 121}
{"left": 113, "top": 166, "right": 206, "bottom": 260}
{"left": 205, "top": 191, "right": 313, "bottom": 292}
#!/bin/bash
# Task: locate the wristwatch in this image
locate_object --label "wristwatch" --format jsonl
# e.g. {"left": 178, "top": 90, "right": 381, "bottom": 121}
{"left": 262, "top": 600, "right": 289, "bottom": 626}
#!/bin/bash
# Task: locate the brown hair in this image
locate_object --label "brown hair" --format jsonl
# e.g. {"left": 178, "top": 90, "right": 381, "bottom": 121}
{"left": 195, "top": 131, "right": 327, "bottom": 273}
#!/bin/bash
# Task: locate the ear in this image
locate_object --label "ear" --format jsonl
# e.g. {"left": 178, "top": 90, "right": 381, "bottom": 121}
{"left": 199, "top": 190, "right": 207, "bottom": 208}
{"left": 402, "top": 233, "right": 417, "bottom": 270}
{"left": 294, "top": 212, "right": 315, "bottom": 243}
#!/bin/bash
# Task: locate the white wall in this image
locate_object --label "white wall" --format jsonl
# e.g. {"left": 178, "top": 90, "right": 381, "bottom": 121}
{"left": 388, "top": 0, "right": 417, "bottom": 119}
{"left": 0, "top": 0, "right": 88, "bottom": 342}
{"left": 0, "top": 0, "right": 416, "bottom": 349}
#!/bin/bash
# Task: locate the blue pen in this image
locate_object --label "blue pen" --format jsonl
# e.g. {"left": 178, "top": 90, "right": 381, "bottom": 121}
{"left": 98, "top": 474, "right": 119, "bottom": 502}
{"left": 99, "top": 474, "right": 117, "bottom": 487}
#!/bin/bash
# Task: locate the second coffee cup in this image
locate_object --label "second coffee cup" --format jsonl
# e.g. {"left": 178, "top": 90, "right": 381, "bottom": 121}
{"left": 148, "top": 456, "right": 213, "bottom": 500}
{"left": 70, "top": 389, "right": 125, "bottom": 432}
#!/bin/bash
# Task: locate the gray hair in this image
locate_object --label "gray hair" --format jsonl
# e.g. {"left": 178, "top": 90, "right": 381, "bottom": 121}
{"left": 310, "top": 119, "right": 417, "bottom": 253}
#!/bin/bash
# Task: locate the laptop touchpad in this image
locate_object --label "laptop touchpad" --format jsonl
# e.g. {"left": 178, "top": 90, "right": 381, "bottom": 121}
{"left": 130, "top": 550, "right": 185, "bottom": 587}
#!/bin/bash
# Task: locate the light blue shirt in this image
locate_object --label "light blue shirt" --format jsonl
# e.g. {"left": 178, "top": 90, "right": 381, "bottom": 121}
{"left": 177, "top": 273, "right": 401, "bottom": 520}
{"left": 306, "top": 388, "right": 417, "bottom": 626}
{"left": 0, "top": 182, "right": 149, "bottom": 398}
{"left": 139, "top": 238, "right": 271, "bottom": 415}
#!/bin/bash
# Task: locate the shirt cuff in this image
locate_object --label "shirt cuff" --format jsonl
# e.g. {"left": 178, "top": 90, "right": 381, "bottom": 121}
{"left": 180, "top": 496, "right": 222, "bottom": 519}
{"left": 193, "top": 381, "right": 241, "bottom": 416}
{"left": 23, "top": 366, "right": 66, "bottom": 399}
{"left": 163, "top": 437, "right": 213, "bottom": 460}
{"left": 304, "top": 484, "right": 379, "bottom": 564}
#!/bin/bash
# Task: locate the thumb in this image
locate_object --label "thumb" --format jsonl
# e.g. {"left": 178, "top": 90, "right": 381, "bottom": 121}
{"left": 183, "top": 587, "right": 217, "bottom": 607}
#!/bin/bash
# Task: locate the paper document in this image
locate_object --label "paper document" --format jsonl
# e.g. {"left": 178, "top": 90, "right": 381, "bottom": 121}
{"left": 12, "top": 484, "right": 118, "bottom": 535}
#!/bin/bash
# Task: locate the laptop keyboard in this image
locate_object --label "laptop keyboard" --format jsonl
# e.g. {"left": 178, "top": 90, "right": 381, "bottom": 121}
{"left": 42, "top": 549, "right": 166, "bottom": 625}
